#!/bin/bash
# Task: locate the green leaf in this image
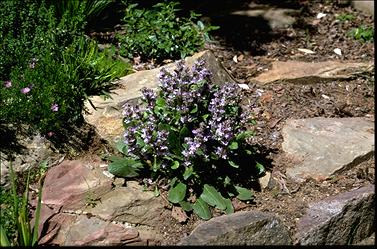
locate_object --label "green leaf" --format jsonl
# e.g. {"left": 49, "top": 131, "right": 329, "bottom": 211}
{"left": 154, "top": 186, "right": 160, "bottom": 197}
{"left": 235, "top": 186, "right": 254, "bottom": 201}
{"left": 183, "top": 166, "right": 193, "bottom": 180}
{"left": 156, "top": 97, "right": 166, "bottom": 107}
{"left": 168, "top": 182, "right": 187, "bottom": 204}
{"left": 256, "top": 162, "right": 265, "bottom": 176}
{"left": 192, "top": 197, "right": 212, "bottom": 220}
{"left": 171, "top": 160, "right": 179, "bottom": 169}
{"left": 115, "top": 139, "right": 127, "bottom": 154}
{"left": 224, "top": 176, "right": 231, "bottom": 187}
{"left": 223, "top": 198, "right": 234, "bottom": 214}
{"left": 228, "top": 160, "right": 239, "bottom": 168}
{"left": 190, "top": 104, "right": 198, "bottom": 114}
{"left": 168, "top": 131, "right": 181, "bottom": 154}
{"left": 108, "top": 157, "right": 143, "bottom": 178}
{"left": 229, "top": 141, "right": 238, "bottom": 150}
{"left": 0, "top": 225, "right": 11, "bottom": 247}
{"left": 202, "top": 114, "right": 209, "bottom": 121}
{"left": 200, "top": 184, "right": 227, "bottom": 210}
{"left": 179, "top": 200, "right": 193, "bottom": 212}
{"left": 179, "top": 126, "right": 189, "bottom": 140}
{"left": 236, "top": 130, "right": 254, "bottom": 141}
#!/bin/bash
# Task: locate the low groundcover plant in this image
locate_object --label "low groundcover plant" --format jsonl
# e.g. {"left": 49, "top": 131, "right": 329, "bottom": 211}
{"left": 109, "top": 59, "right": 265, "bottom": 220}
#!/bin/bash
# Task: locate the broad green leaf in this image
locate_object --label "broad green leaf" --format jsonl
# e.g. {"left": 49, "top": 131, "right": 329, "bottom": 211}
{"left": 228, "top": 160, "right": 239, "bottom": 168}
{"left": 179, "top": 200, "right": 193, "bottom": 212}
{"left": 192, "top": 197, "right": 212, "bottom": 220}
{"left": 223, "top": 198, "right": 234, "bottom": 214}
{"left": 171, "top": 160, "right": 179, "bottom": 169}
{"left": 229, "top": 141, "right": 238, "bottom": 150}
{"left": 183, "top": 166, "right": 193, "bottom": 180}
{"left": 108, "top": 158, "right": 143, "bottom": 178}
{"left": 235, "top": 186, "right": 254, "bottom": 201}
{"left": 256, "top": 162, "right": 265, "bottom": 176}
{"left": 168, "top": 182, "right": 187, "bottom": 204}
{"left": 200, "top": 184, "right": 226, "bottom": 210}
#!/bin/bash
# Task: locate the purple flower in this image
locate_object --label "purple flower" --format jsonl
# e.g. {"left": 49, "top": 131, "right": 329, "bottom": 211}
{"left": 20, "top": 87, "right": 31, "bottom": 94}
{"left": 141, "top": 87, "right": 157, "bottom": 105}
{"left": 51, "top": 103, "right": 59, "bottom": 112}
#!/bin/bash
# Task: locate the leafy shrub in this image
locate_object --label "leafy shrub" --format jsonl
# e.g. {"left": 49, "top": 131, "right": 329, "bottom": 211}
{"left": 0, "top": 36, "right": 131, "bottom": 134}
{"left": 348, "top": 25, "right": 374, "bottom": 42}
{"left": 116, "top": 1, "right": 218, "bottom": 61}
{"left": 0, "top": 0, "right": 131, "bottom": 135}
{"left": 108, "top": 60, "right": 264, "bottom": 220}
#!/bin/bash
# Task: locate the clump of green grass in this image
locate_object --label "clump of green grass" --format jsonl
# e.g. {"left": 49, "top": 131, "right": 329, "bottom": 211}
{"left": 348, "top": 25, "right": 374, "bottom": 42}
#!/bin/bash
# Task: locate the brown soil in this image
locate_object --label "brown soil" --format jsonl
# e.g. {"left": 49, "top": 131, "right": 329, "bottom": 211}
{"left": 151, "top": 1, "right": 375, "bottom": 245}
{"left": 23, "top": 0, "right": 374, "bottom": 246}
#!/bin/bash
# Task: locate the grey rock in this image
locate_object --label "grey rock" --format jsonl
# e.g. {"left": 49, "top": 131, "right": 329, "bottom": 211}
{"left": 296, "top": 184, "right": 375, "bottom": 245}
{"left": 282, "top": 117, "right": 374, "bottom": 182}
{"left": 64, "top": 215, "right": 140, "bottom": 246}
{"left": 0, "top": 131, "right": 61, "bottom": 188}
{"left": 83, "top": 50, "right": 236, "bottom": 145}
{"left": 179, "top": 211, "right": 292, "bottom": 245}
{"left": 352, "top": 1, "right": 374, "bottom": 16}
{"left": 254, "top": 60, "right": 374, "bottom": 84}
{"left": 83, "top": 181, "right": 164, "bottom": 227}
{"left": 356, "top": 232, "right": 375, "bottom": 245}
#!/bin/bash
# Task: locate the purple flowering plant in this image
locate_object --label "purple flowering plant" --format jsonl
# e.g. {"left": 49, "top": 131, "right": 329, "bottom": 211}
{"left": 109, "top": 60, "right": 265, "bottom": 220}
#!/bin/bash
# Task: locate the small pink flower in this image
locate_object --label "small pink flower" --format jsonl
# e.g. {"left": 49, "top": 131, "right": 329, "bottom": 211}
{"left": 51, "top": 103, "right": 59, "bottom": 112}
{"left": 20, "top": 87, "right": 31, "bottom": 94}
{"left": 47, "top": 131, "right": 54, "bottom": 137}
{"left": 3, "top": 80, "right": 12, "bottom": 88}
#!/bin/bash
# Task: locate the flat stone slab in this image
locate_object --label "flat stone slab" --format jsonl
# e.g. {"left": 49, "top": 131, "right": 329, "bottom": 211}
{"left": 83, "top": 50, "right": 235, "bottom": 144}
{"left": 179, "top": 211, "right": 292, "bottom": 245}
{"left": 254, "top": 60, "right": 373, "bottom": 84}
{"left": 42, "top": 159, "right": 113, "bottom": 210}
{"left": 352, "top": 1, "right": 374, "bottom": 16}
{"left": 83, "top": 181, "right": 164, "bottom": 227}
{"left": 282, "top": 117, "right": 374, "bottom": 182}
{"left": 230, "top": 3, "right": 299, "bottom": 29}
{"left": 296, "top": 184, "right": 375, "bottom": 245}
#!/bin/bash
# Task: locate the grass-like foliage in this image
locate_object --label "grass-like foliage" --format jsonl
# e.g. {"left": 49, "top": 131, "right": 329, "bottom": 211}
{"left": 108, "top": 60, "right": 265, "bottom": 220}
{"left": 0, "top": 163, "right": 43, "bottom": 247}
{"left": 116, "top": 1, "right": 218, "bottom": 61}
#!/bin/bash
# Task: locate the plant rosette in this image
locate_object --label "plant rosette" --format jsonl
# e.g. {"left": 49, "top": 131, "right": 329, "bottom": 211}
{"left": 108, "top": 59, "right": 265, "bottom": 220}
